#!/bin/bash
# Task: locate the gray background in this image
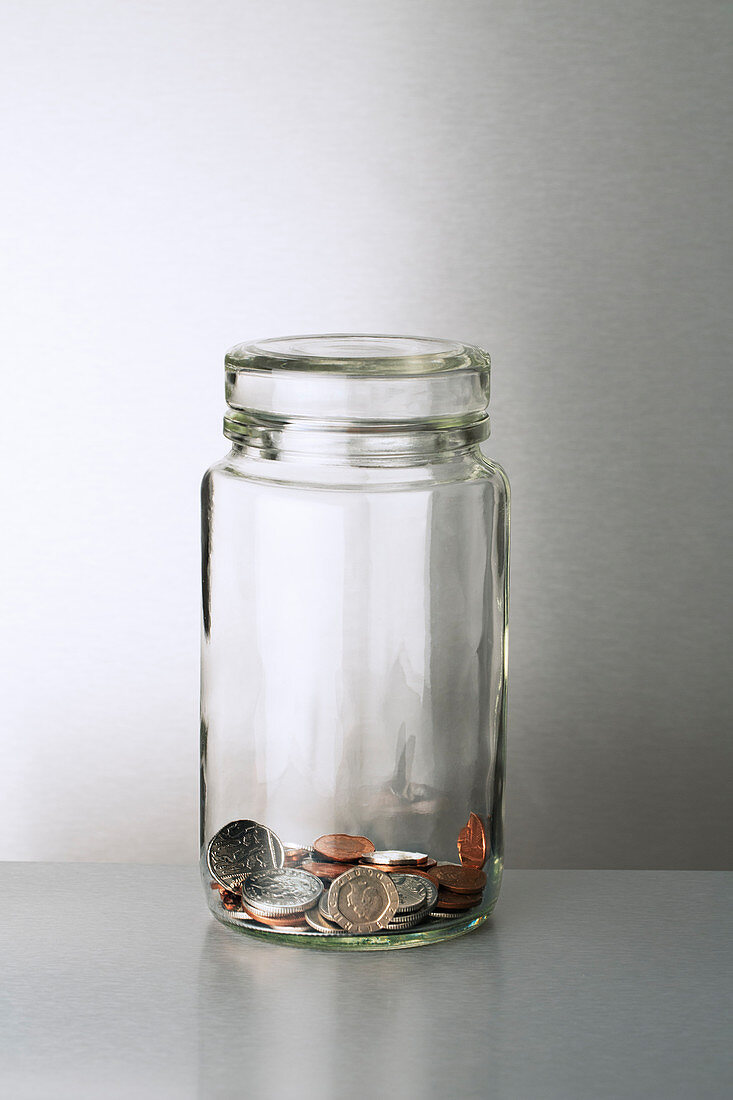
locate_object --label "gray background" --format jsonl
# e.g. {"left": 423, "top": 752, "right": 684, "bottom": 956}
{"left": 1, "top": 0, "right": 731, "bottom": 867}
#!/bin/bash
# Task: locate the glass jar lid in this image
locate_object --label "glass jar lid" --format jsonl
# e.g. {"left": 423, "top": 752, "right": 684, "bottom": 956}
{"left": 224, "top": 334, "right": 491, "bottom": 428}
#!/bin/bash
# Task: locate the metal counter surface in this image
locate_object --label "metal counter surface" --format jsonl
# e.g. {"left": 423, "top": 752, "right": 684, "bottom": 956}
{"left": 1, "top": 866, "right": 730, "bottom": 1098}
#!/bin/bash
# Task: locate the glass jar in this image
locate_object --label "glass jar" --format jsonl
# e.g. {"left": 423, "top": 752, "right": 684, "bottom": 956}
{"left": 200, "top": 335, "right": 509, "bottom": 949}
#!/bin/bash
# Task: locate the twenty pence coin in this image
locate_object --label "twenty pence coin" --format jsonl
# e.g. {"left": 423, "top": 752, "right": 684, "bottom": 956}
{"left": 327, "top": 866, "right": 399, "bottom": 933}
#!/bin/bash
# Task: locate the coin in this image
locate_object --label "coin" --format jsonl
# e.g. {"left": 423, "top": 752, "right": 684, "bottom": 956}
{"left": 241, "top": 868, "right": 323, "bottom": 917}
{"left": 365, "top": 866, "right": 438, "bottom": 888}
{"left": 241, "top": 903, "right": 308, "bottom": 928}
{"left": 305, "top": 908, "right": 347, "bottom": 935}
{"left": 433, "top": 888, "right": 483, "bottom": 910}
{"left": 427, "top": 909, "right": 466, "bottom": 921}
{"left": 457, "top": 812, "right": 488, "bottom": 869}
{"left": 207, "top": 820, "right": 285, "bottom": 891}
{"left": 429, "top": 864, "right": 487, "bottom": 894}
{"left": 216, "top": 881, "right": 242, "bottom": 897}
{"left": 327, "top": 866, "right": 399, "bottom": 933}
{"left": 313, "top": 834, "right": 376, "bottom": 862}
{"left": 220, "top": 890, "right": 242, "bottom": 911}
{"left": 284, "top": 846, "right": 312, "bottom": 866}
{"left": 388, "top": 873, "right": 429, "bottom": 914}
{"left": 398, "top": 873, "right": 438, "bottom": 911}
{"left": 386, "top": 909, "right": 430, "bottom": 931}
{"left": 302, "top": 859, "right": 357, "bottom": 882}
{"left": 364, "top": 859, "right": 437, "bottom": 874}
{"left": 361, "top": 850, "right": 428, "bottom": 867}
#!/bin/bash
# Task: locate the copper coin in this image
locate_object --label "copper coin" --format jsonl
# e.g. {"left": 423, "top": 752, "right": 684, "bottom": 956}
{"left": 364, "top": 859, "right": 437, "bottom": 874}
{"left": 217, "top": 882, "right": 241, "bottom": 897}
{"left": 313, "top": 834, "right": 376, "bottom": 862}
{"left": 457, "top": 812, "right": 488, "bottom": 869}
{"left": 284, "top": 847, "right": 311, "bottom": 865}
{"left": 433, "top": 889, "right": 483, "bottom": 911}
{"left": 221, "top": 890, "right": 242, "bottom": 911}
{"left": 241, "top": 904, "right": 308, "bottom": 928}
{"left": 210, "top": 880, "right": 221, "bottom": 890}
{"left": 429, "top": 864, "right": 487, "bottom": 894}
{"left": 302, "top": 859, "right": 357, "bottom": 881}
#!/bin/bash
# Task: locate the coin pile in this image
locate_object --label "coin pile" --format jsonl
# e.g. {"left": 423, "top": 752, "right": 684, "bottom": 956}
{"left": 207, "top": 815, "right": 489, "bottom": 937}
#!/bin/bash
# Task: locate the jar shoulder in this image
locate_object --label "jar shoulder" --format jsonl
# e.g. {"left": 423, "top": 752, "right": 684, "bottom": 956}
{"left": 475, "top": 453, "right": 511, "bottom": 502}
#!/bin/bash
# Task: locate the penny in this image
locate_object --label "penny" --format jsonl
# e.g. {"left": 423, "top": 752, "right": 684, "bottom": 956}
{"left": 241, "top": 868, "right": 323, "bottom": 917}
{"left": 221, "top": 890, "right": 242, "bottom": 911}
{"left": 217, "top": 882, "right": 241, "bottom": 897}
{"left": 241, "top": 904, "right": 308, "bottom": 928}
{"left": 284, "top": 847, "right": 312, "bottom": 865}
{"left": 457, "top": 812, "right": 488, "bottom": 869}
{"left": 305, "top": 908, "right": 347, "bottom": 934}
{"left": 313, "top": 834, "right": 376, "bottom": 862}
{"left": 327, "top": 866, "right": 399, "bottom": 933}
{"left": 433, "top": 889, "right": 483, "bottom": 910}
{"left": 361, "top": 850, "right": 428, "bottom": 867}
{"left": 429, "top": 864, "right": 487, "bottom": 894}
{"left": 302, "top": 859, "right": 357, "bottom": 882}
{"left": 388, "top": 873, "right": 429, "bottom": 914}
{"left": 207, "top": 820, "right": 285, "bottom": 891}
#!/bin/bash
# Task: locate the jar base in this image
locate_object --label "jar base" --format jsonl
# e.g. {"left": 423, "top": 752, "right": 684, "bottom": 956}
{"left": 209, "top": 895, "right": 498, "bottom": 951}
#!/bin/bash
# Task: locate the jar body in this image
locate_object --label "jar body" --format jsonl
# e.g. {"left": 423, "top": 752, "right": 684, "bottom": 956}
{"left": 201, "top": 443, "right": 509, "bottom": 949}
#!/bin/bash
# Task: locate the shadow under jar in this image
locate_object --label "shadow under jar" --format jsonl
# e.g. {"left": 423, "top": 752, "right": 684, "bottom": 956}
{"left": 200, "top": 335, "right": 510, "bottom": 949}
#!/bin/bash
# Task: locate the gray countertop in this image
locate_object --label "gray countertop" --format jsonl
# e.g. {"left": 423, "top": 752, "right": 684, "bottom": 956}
{"left": 1, "top": 865, "right": 730, "bottom": 1099}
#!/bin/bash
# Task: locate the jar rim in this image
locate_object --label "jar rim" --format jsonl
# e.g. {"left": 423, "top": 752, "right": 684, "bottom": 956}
{"left": 225, "top": 334, "right": 490, "bottom": 378}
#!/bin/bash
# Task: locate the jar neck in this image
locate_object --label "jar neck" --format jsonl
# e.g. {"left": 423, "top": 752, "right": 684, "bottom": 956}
{"left": 223, "top": 411, "right": 491, "bottom": 467}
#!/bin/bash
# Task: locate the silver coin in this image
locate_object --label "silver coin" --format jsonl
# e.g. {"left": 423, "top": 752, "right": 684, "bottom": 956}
{"left": 382, "top": 906, "right": 431, "bottom": 931}
{"left": 225, "top": 908, "right": 267, "bottom": 926}
{"left": 207, "top": 820, "right": 285, "bottom": 891}
{"left": 305, "top": 908, "right": 347, "bottom": 935}
{"left": 388, "top": 901, "right": 430, "bottom": 921}
{"left": 327, "top": 866, "right": 399, "bottom": 933}
{"left": 388, "top": 873, "right": 429, "bottom": 914}
{"left": 428, "top": 909, "right": 468, "bottom": 920}
{"left": 241, "top": 868, "right": 323, "bottom": 917}
{"left": 361, "top": 850, "right": 429, "bottom": 867}
{"left": 408, "top": 875, "right": 438, "bottom": 911}
{"left": 389, "top": 905, "right": 430, "bottom": 925}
